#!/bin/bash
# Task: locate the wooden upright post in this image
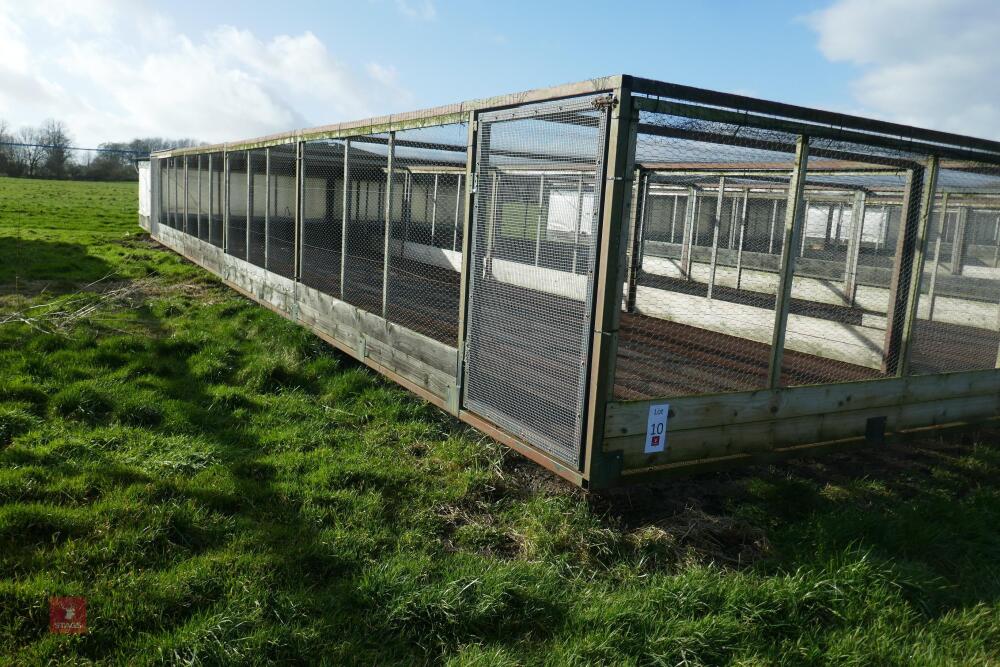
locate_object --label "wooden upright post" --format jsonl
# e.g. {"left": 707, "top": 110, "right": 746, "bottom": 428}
{"left": 341, "top": 139, "right": 351, "bottom": 298}
{"left": 246, "top": 151, "right": 252, "bottom": 257}
{"left": 197, "top": 155, "right": 203, "bottom": 239}
{"left": 898, "top": 157, "right": 939, "bottom": 377}
{"left": 625, "top": 168, "right": 645, "bottom": 312}
{"left": 454, "top": 111, "right": 480, "bottom": 416}
{"left": 381, "top": 132, "right": 395, "bottom": 319}
{"left": 882, "top": 165, "right": 927, "bottom": 376}
{"left": 183, "top": 157, "right": 188, "bottom": 234}
{"left": 264, "top": 147, "right": 271, "bottom": 269}
{"left": 534, "top": 174, "right": 544, "bottom": 265}
{"left": 735, "top": 188, "right": 749, "bottom": 290}
{"left": 844, "top": 190, "right": 867, "bottom": 306}
{"left": 767, "top": 135, "right": 810, "bottom": 389}
{"left": 707, "top": 176, "right": 725, "bottom": 300}
{"left": 222, "top": 152, "right": 229, "bottom": 252}
{"left": 681, "top": 186, "right": 697, "bottom": 278}
{"left": 294, "top": 141, "right": 304, "bottom": 281}
{"left": 582, "top": 80, "right": 636, "bottom": 488}
{"left": 950, "top": 206, "right": 969, "bottom": 274}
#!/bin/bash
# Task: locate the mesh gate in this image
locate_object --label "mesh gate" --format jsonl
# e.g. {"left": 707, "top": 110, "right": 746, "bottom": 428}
{"left": 463, "top": 96, "right": 609, "bottom": 466}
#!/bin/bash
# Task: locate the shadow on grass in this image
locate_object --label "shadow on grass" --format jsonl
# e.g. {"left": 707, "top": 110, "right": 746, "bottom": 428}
{"left": 591, "top": 426, "right": 1000, "bottom": 613}
{"left": 0, "top": 238, "right": 115, "bottom": 292}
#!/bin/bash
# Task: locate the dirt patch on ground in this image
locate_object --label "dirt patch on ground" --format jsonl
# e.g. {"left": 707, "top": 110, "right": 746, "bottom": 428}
{"left": 585, "top": 424, "right": 999, "bottom": 568}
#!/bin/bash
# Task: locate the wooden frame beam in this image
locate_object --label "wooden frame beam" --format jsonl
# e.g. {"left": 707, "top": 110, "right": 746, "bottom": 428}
{"left": 630, "top": 76, "right": 1000, "bottom": 160}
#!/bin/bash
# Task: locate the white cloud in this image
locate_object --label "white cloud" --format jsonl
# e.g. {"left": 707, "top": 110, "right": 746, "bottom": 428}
{"left": 806, "top": 0, "right": 1000, "bottom": 139}
{"left": 0, "top": 1, "right": 413, "bottom": 147}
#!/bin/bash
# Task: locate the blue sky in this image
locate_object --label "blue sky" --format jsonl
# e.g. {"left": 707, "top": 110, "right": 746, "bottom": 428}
{"left": 1, "top": 0, "right": 998, "bottom": 146}
{"left": 164, "top": 0, "right": 847, "bottom": 109}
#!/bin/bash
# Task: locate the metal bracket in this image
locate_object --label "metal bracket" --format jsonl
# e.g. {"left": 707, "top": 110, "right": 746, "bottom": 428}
{"left": 592, "top": 94, "right": 618, "bottom": 110}
{"left": 357, "top": 335, "right": 367, "bottom": 360}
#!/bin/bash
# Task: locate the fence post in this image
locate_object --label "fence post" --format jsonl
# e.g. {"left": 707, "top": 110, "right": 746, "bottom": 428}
{"left": 767, "top": 134, "right": 810, "bottom": 389}
{"left": 844, "top": 190, "right": 866, "bottom": 306}
{"left": 707, "top": 176, "right": 725, "bottom": 300}
{"left": 245, "top": 151, "right": 252, "bottom": 256}
{"left": 183, "top": 157, "right": 188, "bottom": 234}
{"left": 927, "top": 191, "right": 948, "bottom": 320}
{"left": 453, "top": 173, "right": 462, "bottom": 253}
{"left": 381, "top": 132, "right": 395, "bottom": 319}
{"left": 206, "top": 154, "right": 211, "bottom": 240}
{"left": 882, "top": 164, "right": 927, "bottom": 375}
{"left": 950, "top": 206, "right": 969, "bottom": 274}
{"left": 454, "top": 110, "right": 480, "bottom": 416}
{"left": 670, "top": 193, "right": 678, "bottom": 242}
{"left": 223, "top": 152, "right": 229, "bottom": 252}
{"left": 582, "top": 79, "right": 636, "bottom": 488}
{"left": 294, "top": 141, "right": 304, "bottom": 282}
{"left": 681, "top": 186, "right": 697, "bottom": 277}
{"left": 197, "top": 155, "right": 203, "bottom": 239}
{"left": 340, "top": 139, "right": 351, "bottom": 299}
{"left": 534, "top": 174, "right": 545, "bottom": 265}
{"left": 897, "top": 156, "right": 939, "bottom": 377}
{"left": 736, "top": 187, "right": 749, "bottom": 290}
{"left": 264, "top": 148, "right": 271, "bottom": 269}
{"left": 430, "top": 173, "right": 438, "bottom": 241}
{"left": 624, "top": 167, "right": 644, "bottom": 312}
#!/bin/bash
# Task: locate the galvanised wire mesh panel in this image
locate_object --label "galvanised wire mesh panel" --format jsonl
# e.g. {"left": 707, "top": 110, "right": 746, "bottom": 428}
{"left": 227, "top": 151, "right": 248, "bottom": 260}
{"left": 209, "top": 152, "right": 224, "bottom": 247}
{"left": 185, "top": 155, "right": 198, "bottom": 236}
{"left": 266, "top": 144, "right": 297, "bottom": 279}
{"left": 464, "top": 95, "right": 608, "bottom": 465}
{"left": 774, "top": 159, "right": 904, "bottom": 386}
{"left": 300, "top": 139, "right": 346, "bottom": 296}
{"left": 247, "top": 149, "right": 267, "bottom": 268}
{"left": 909, "top": 163, "right": 1000, "bottom": 373}
{"left": 198, "top": 154, "right": 211, "bottom": 242}
{"left": 341, "top": 134, "right": 390, "bottom": 314}
{"left": 615, "top": 111, "right": 800, "bottom": 399}
{"left": 777, "top": 134, "right": 929, "bottom": 386}
{"left": 385, "top": 122, "right": 467, "bottom": 346}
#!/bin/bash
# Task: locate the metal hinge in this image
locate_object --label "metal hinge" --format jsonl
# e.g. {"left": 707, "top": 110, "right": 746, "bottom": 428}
{"left": 592, "top": 95, "right": 618, "bottom": 110}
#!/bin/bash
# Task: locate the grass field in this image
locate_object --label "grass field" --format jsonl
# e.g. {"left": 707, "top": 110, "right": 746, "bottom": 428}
{"left": 2, "top": 175, "right": 1000, "bottom": 665}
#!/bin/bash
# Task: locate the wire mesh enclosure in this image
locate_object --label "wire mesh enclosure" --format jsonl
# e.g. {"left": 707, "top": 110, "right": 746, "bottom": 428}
{"left": 144, "top": 75, "right": 1000, "bottom": 489}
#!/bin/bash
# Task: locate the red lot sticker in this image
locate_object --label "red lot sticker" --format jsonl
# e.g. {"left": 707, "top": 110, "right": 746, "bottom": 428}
{"left": 50, "top": 597, "right": 87, "bottom": 634}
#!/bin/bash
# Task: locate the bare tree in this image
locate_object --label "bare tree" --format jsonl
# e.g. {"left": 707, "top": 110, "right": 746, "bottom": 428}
{"left": 15, "top": 127, "right": 44, "bottom": 177}
{"left": 40, "top": 119, "right": 72, "bottom": 178}
{"left": 0, "top": 119, "right": 12, "bottom": 174}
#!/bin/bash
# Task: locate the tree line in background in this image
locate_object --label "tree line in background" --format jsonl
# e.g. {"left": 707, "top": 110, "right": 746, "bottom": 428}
{"left": 0, "top": 119, "right": 199, "bottom": 181}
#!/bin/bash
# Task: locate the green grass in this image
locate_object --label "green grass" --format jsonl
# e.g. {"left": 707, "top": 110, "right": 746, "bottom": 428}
{"left": 1, "top": 175, "right": 1000, "bottom": 665}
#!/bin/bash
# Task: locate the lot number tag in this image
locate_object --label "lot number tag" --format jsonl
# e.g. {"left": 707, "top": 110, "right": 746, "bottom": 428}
{"left": 644, "top": 403, "right": 669, "bottom": 454}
